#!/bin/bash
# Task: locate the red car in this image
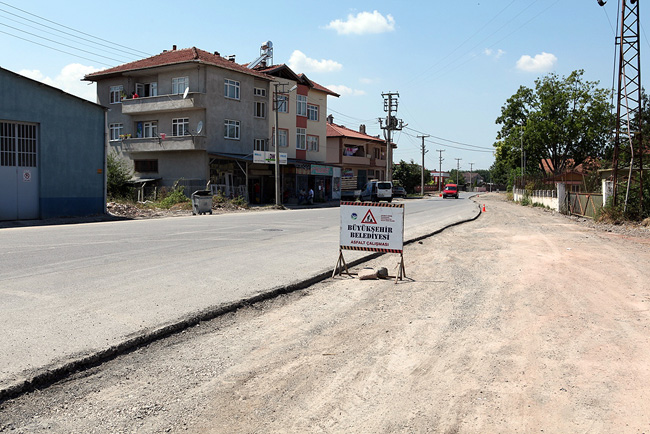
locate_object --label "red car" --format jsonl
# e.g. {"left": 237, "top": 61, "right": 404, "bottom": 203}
{"left": 443, "top": 183, "right": 459, "bottom": 199}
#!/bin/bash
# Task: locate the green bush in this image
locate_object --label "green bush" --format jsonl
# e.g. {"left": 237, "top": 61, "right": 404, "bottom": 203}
{"left": 520, "top": 196, "right": 531, "bottom": 206}
{"left": 107, "top": 152, "right": 133, "bottom": 200}
{"left": 158, "top": 183, "right": 189, "bottom": 209}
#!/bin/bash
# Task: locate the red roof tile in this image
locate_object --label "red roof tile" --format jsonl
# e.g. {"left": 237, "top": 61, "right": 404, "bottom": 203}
{"left": 327, "top": 122, "right": 384, "bottom": 142}
{"left": 85, "top": 47, "right": 272, "bottom": 81}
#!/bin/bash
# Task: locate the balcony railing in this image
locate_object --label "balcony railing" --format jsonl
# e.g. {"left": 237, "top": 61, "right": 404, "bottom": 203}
{"left": 342, "top": 154, "right": 371, "bottom": 166}
{"left": 121, "top": 135, "right": 206, "bottom": 153}
{"left": 121, "top": 93, "right": 206, "bottom": 115}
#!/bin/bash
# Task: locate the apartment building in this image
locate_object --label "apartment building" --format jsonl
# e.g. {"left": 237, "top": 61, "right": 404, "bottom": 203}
{"left": 85, "top": 45, "right": 273, "bottom": 199}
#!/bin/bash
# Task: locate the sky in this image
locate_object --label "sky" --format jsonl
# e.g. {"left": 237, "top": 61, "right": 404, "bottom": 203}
{"left": 1, "top": 0, "right": 647, "bottom": 173}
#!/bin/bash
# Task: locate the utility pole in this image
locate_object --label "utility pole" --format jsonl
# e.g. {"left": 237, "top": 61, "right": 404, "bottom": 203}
{"left": 272, "top": 82, "right": 292, "bottom": 206}
{"left": 418, "top": 135, "right": 429, "bottom": 196}
{"left": 380, "top": 92, "right": 405, "bottom": 182}
{"left": 469, "top": 162, "right": 474, "bottom": 192}
{"left": 437, "top": 149, "right": 445, "bottom": 191}
{"left": 455, "top": 158, "right": 462, "bottom": 185}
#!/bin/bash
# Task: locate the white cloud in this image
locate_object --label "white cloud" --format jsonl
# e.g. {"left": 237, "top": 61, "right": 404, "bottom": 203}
{"left": 288, "top": 50, "right": 343, "bottom": 73}
{"left": 326, "top": 10, "right": 395, "bottom": 35}
{"left": 516, "top": 52, "right": 557, "bottom": 72}
{"left": 484, "top": 48, "right": 505, "bottom": 59}
{"left": 18, "top": 63, "right": 99, "bottom": 102}
{"left": 325, "top": 84, "right": 366, "bottom": 97}
{"left": 359, "top": 77, "right": 379, "bottom": 84}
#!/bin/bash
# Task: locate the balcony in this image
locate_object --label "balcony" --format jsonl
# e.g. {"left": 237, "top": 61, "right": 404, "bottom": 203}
{"left": 121, "top": 135, "right": 206, "bottom": 153}
{"left": 342, "top": 154, "right": 371, "bottom": 166}
{"left": 121, "top": 93, "right": 206, "bottom": 115}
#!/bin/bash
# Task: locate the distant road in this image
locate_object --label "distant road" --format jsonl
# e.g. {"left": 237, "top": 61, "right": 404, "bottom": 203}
{"left": 0, "top": 195, "right": 478, "bottom": 392}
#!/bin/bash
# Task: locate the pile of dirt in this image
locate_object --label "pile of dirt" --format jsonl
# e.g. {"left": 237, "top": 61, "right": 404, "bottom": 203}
{"left": 106, "top": 202, "right": 191, "bottom": 219}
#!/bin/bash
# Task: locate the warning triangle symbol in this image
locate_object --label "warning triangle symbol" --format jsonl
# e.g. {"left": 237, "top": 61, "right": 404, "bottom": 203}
{"left": 361, "top": 209, "right": 377, "bottom": 224}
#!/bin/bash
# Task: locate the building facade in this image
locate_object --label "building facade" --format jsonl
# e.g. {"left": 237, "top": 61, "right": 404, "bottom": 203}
{"left": 1, "top": 67, "right": 106, "bottom": 220}
{"left": 325, "top": 117, "right": 389, "bottom": 198}
{"left": 85, "top": 45, "right": 339, "bottom": 204}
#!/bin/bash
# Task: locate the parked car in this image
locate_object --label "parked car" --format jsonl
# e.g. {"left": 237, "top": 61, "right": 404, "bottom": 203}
{"left": 443, "top": 183, "right": 459, "bottom": 199}
{"left": 392, "top": 185, "right": 407, "bottom": 198}
{"left": 360, "top": 180, "right": 393, "bottom": 202}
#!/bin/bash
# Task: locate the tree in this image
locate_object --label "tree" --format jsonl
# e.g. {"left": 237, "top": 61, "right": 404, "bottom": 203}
{"left": 494, "top": 70, "right": 613, "bottom": 179}
{"left": 392, "top": 160, "right": 430, "bottom": 193}
{"left": 448, "top": 169, "right": 466, "bottom": 186}
{"left": 107, "top": 152, "right": 133, "bottom": 199}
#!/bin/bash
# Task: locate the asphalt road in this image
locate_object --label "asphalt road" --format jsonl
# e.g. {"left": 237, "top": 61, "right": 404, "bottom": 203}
{"left": 0, "top": 194, "right": 479, "bottom": 396}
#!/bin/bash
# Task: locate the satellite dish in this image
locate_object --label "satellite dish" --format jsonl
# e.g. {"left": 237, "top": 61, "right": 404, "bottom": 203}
{"left": 196, "top": 121, "right": 203, "bottom": 135}
{"left": 182, "top": 87, "right": 189, "bottom": 99}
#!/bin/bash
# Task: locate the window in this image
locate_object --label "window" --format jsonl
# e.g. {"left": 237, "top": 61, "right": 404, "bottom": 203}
{"left": 254, "top": 138, "right": 267, "bottom": 151}
{"left": 275, "top": 94, "right": 288, "bottom": 113}
{"left": 135, "top": 82, "right": 158, "bottom": 97}
{"left": 172, "top": 118, "right": 189, "bottom": 136}
{"left": 143, "top": 121, "right": 157, "bottom": 138}
{"left": 172, "top": 77, "right": 189, "bottom": 95}
{"left": 272, "top": 128, "right": 288, "bottom": 148}
{"left": 1, "top": 122, "right": 37, "bottom": 167}
{"left": 224, "top": 119, "right": 240, "bottom": 139}
{"left": 110, "top": 85, "right": 123, "bottom": 104}
{"left": 254, "top": 101, "right": 266, "bottom": 118}
{"left": 109, "top": 123, "right": 123, "bottom": 141}
{"left": 254, "top": 88, "right": 266, "bottom": 97}
{"left": 224, "top": 79, "right": 240, "bottom": 100}
{"left": 307, "top": 135, "right": 319, "bottom": 152}
{"left": 296, "top": 128, "right": 306, "bottom": 150}
{"left": 134, "top": 159, "right": 158, "bottom": 173}
{"left": 374, "top": 148, "right": 381, "bottom": 159}
{"left": 307, "top": 104, "right": 319, "bottom": 121}
{"left": 296, "top": 95, "right": 307, "bottom": 117}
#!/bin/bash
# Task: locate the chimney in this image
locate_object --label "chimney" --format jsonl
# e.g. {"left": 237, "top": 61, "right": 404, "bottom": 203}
{"left": 327, "top": 114, "right": 334, "bottom": 124}
{"left": 359, "top": 124, "right": 366, "bottom": 135}
{"left": 227, "top": 55, "right": 236, "bottom": 62}
{"left": 172, "top": 45, "right": 177, "bottom": 50}
{"left": 214, "top": 51, "right": 220, "bottom": 56}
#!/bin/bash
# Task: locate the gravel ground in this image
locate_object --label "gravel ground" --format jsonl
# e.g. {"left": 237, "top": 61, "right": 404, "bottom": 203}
{"left": 1, "top": 193, "right": 649, "bottom": 433}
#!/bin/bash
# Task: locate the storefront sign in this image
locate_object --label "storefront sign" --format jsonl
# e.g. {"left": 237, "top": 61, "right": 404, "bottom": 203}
{"left": 342, "top": 169, "right": 355, "bottom": 178}
{"left": 311, "top": 164, "right": 333, "bottom": 176}
{"left": 253, "top": 151, "right": 287, "bottom": 165}
{"left": 340, "top": 202, "right": 404, "bottom": 253}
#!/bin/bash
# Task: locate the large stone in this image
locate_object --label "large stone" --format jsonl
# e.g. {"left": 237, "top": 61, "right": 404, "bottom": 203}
{"left": 358, "top": 268, "right": 378, "bottom": 280}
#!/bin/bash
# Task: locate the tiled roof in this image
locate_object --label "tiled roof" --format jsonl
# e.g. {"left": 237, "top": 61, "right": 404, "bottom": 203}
{"left": 85, "top": 47, "right": 272, "bottom": 81}
{"left": 298, "top": 73, "right": 340, "bottom": 97}
{"left": 327, "top": 122, "right": 384, "bottom": 142}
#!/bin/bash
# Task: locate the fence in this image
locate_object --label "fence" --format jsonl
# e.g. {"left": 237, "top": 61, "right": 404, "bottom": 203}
{"left": 513, "top": 187, "right": 559, "bottom": 211}
{"left": 568, "top": 192, "right": 603, "bottom": 219}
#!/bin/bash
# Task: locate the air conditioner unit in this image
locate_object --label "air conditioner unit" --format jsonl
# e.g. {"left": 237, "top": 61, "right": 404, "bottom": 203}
{"left": 366, "top": 154, "right": 371, "bottom": 158}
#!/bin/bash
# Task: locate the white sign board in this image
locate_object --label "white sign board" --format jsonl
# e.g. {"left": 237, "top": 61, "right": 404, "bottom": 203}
{"left": 253, "top": 151, "right": 287, "bottom": 165}
{"left": 340, "top": 202, "right": 404, "bottom": 253}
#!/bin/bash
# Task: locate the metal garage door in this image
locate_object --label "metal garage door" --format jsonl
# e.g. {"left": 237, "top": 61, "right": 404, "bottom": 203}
{"left": 0, "top": 121, "right": 39, "bottom": 221}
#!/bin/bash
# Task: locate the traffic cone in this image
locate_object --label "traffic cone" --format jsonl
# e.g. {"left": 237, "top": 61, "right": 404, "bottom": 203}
{"left": 482, "top": 204, "right": 486, "bottom": 212}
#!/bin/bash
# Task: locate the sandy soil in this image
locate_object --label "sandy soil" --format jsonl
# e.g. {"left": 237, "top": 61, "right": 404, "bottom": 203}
{"left": 1, "top": 193, "right": 650, "bottom": 433}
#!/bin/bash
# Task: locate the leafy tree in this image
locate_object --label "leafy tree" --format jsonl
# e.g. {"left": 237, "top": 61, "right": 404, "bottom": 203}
{"left": 447, "top": 169, "right": 466, "bottom": 186}
{"left": 392, "top": 160, "right": 430, "bottom": 193}
{"left": 107, "top": 152, "right": 133, "bottom": 199}
{"left": 494, "top": 70, "right": 613, "bottom": 178}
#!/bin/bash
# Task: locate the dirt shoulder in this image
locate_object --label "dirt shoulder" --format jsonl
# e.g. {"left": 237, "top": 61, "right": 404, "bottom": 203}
{"left": 1, "top": 193, "right": 649, "bottom": 433}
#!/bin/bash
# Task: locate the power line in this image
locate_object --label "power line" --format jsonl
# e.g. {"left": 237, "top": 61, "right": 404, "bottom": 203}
{"left": 0, "top": 1, "right": 151, "bottom": 57}
{"left": 402, "top": 127, "right": 493, "bottom": 151}
{"left": 0, "top": 29, "right": 114, "bottom": 67}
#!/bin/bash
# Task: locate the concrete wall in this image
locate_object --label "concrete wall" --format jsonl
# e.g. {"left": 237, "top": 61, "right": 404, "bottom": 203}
{"left": 0, "top": 68, "right": 106, "bottom": 219}
{"left": 513, "top": 186, "right": 563, "bottom": 212}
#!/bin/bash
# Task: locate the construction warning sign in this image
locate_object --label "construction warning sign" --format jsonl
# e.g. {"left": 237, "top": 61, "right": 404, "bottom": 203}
{"left": 339, "top": 202, "right": 404, "bottom": 253}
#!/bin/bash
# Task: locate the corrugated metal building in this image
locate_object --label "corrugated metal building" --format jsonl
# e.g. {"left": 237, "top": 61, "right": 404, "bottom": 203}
{"left": 0, "top": 67, "right": 106, "bottom": 220}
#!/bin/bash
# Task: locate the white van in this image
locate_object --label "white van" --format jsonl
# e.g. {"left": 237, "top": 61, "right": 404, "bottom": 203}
{"left": 360, "top": 180, "right": 393, "bottom": 202}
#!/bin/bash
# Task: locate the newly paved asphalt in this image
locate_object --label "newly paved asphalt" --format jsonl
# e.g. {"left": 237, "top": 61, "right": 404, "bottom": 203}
{"left": 0, "top": 194, "right": 479, "bottom": 397}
